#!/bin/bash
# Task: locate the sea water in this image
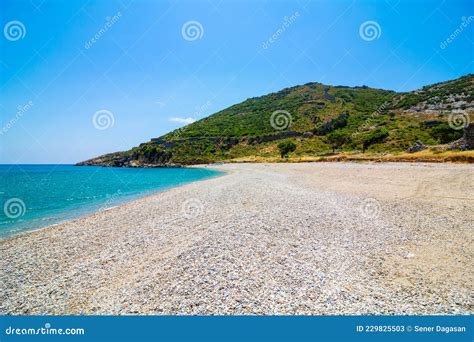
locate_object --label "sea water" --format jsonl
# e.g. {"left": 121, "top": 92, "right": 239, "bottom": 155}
{"left": 0, "top": 164, "right": 222, "bottom": 239}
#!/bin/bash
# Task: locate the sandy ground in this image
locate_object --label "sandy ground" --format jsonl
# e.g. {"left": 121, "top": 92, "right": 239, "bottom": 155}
{"left": 0, "top": 162, "right": 472, "bottom": 315}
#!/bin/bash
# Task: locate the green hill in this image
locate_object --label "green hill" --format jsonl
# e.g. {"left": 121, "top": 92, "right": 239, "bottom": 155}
{"left": 78, "top": 74, "right": 473, "bottom": 166}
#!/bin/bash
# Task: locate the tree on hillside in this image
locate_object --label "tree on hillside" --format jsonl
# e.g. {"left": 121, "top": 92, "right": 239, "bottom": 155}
{"left": 430, "top": 123, "right": 463, "bottom": 144}
{"left": 277, "top": 140, "right": 296, "bottom": 158}
{"left": 326, "top": 130, "right": 347, "bottom": 152}
{"left": 360, "top": 128, "right": 389, "bottom": 153}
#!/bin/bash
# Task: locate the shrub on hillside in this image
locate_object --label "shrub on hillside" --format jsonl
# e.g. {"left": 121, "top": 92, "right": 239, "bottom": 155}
{"left": 325, "top": 130, "right": 348, "bottom": 152}
{"left": 277, "top": 140, "right": 297, "bottom": 158}
{"left": 360, "top": 128, "right": 389, "bottom": 153}
{"left": 430, "top": 124, "right": 463, "bottom": 144}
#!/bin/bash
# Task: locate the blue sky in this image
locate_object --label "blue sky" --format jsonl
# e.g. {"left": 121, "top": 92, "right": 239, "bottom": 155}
{"left": 1, "top": 0, "right": 473, "bottom": 163}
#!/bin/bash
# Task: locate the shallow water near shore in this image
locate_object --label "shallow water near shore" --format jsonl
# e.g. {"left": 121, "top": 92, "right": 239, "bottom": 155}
{"left": 0, "top": 164, "right": 222, "bottom": 239}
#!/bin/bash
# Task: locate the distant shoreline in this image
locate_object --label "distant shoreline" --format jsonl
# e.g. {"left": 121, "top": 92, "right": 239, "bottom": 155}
{"left": 73, "top": 149, "right": 474, "bottom": 170}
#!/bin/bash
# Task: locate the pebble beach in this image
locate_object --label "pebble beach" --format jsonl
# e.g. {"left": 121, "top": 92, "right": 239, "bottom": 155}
{"left": 1, "top": 162, "right": 472, "bottom": 315}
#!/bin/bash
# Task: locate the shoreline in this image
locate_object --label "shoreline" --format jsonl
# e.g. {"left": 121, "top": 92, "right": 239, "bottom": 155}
{"left": 0, "top": 168, "right": 226, "bottom": 243}
{"left": 1, "top": 162, "right": 472, "bottom": 315}
{"left": 0, "top": 159, "right": 460, "bottom": 242}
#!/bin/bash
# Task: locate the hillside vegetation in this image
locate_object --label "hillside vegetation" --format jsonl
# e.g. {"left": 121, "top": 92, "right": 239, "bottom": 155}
{"left": 78, "top": 74, "right": 474, "bottom": 166}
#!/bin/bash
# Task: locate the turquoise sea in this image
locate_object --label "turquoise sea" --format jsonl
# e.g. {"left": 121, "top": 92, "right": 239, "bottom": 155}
{"left": 0, "top": 165, "right": 222, "bottom": 239}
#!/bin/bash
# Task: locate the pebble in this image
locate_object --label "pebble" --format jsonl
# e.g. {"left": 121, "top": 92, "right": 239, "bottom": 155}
{"left": 0, "top": 162, "right": 472, "bottom": 315}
